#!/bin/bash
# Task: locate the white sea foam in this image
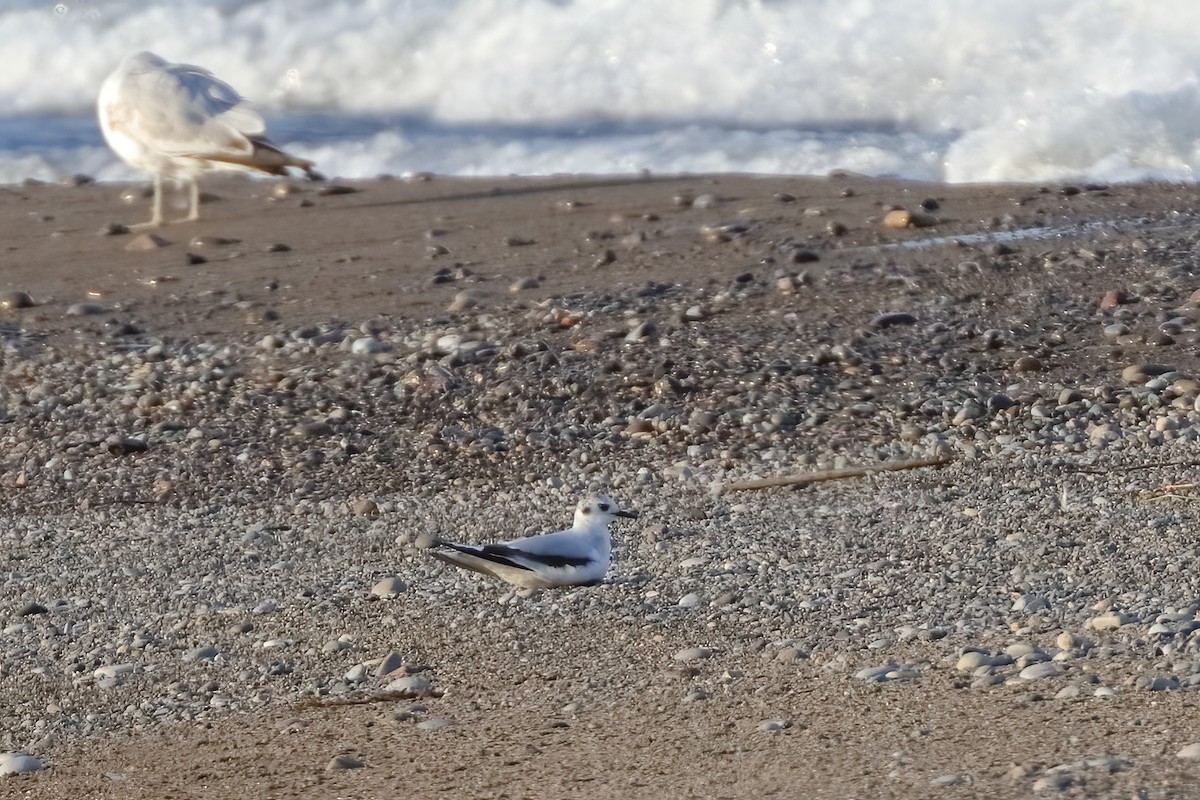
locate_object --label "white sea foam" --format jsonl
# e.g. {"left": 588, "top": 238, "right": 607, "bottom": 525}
{"left": 4, "top": 0, "right": 1200, "bottom": 183}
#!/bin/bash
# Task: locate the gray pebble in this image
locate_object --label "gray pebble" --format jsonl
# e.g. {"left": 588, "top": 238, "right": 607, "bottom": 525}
{"left": 674, "top": 647, "right": 713, "bottom": 662}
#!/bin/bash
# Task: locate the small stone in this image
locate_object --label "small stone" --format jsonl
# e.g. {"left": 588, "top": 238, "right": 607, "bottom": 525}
{"left": 94, "top": 663, "right": 135, "bottom": 680}
{"left": 351, "top": 337, "right": 386, "bottom": 355}
{"left": 955, "top": 651, "right": 993, "bottom": 671}
{"left": 870, "top": 311, "right": 917, "bottom": 329}
{"left": 1088, "top": 612, "right": 1135, "bottom": 631}
{"left": 326, "top": 754, "right": 364, "bottom": 770}
{"left": 908, "top": 211, "right": 939, "bottom": 227}
{"left": 448, "top": 289, "right": 487, "bottom": 313}
{"left": 386, "top": 674, "right": 433, "bottom": 694}
{"left": 1056, "top": 632, "right": 1089, "bottom": 650}
{"left": 371, "top": 576, "right": 407, "bottom": 597}
{"left": 185, "top": 252, "right": 207, "bottom": 265}
{"left": 853, "top": 664, "right": 896, "bottom": 682}
{"left": 625, "top": 321, "right": 656, "bottom": 343}
{"left": 0, "top": 291, "right": 35, "bottom": 310}
{"left": 98, "top": 222, "right": 130, "bottom": 236}
{"left": 674, "top": 647, "right": 713, "bottom": 662}
{"left": 124, "top": 232, "right": 170, "bottom": 251}
{"left": 265, "top": 242, "right": 291, "bottom": 253}
{"left": 504, "top": 235, "right": 535, "bottom": 247}
{"left": 316, "top": 184, "right": 360, "bottom": 196}
{"left": 1177, "top": 743, "right": 1200, "bottom": 759}
{"left": 509, "top": 277, "right": 540, "bottom": 292}
{"left": 183, "top": 645, "right": 220, "bottom": 662}
{"left": 882, "top": 209, "right": 911, "bottom": 228}
{"left": 1099, "top": 288, "right": 1136, "bottom": 311}
{"left": 1019, "top": 662, "right": 1062, "bottom": 680}
{"left": 0, "top": 752, "right": 43, "bottom": 776}
{"left": 1012, "top": 594, "right": 1050, "bottom": 612}
{"left": 189, "top": 235, "right": 240, "bottom": 247}
{"left": 18, "top": 602, "right": 47, "bottom": 617}
{"left": 66, "top": 302, "right": 105, "bottom": 316}
{"left": 677, "top": 593, "right": 701, "bottom": 608}
{"left": 376, "top": 651, "right": 405, "bottom": 677}
{"left": 108, "top": 438, "right": 148, "bottom": 456}
{"left": 1032, "top": 773, "right": 1073, "bottom": 792}
{"left": 1122, "top": 364, "right": 1174, "bottom": 384}
{"left": 351, "top": 498, "right": 379, "bottom": 516}
{"left": 1011, "top": 355, "right": 1044, "bottom": 372}
{"left": 758, "top": 720, "right": 790, "bottom": 732}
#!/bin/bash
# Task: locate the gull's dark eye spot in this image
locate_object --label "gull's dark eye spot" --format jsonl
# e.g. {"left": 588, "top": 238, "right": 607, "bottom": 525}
{"left": 581, "top": 506, "right": 592, "bottom": 514}
{"left": 598, "top": 503, "right": 610, "bottom": 512}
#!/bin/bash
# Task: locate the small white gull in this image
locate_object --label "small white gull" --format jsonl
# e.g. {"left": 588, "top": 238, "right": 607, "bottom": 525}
{"left": 419, "top": 494, "right": 637, "bottom": 589}
{"left": 97, "top": 51, "right": 320, "bottom": 227}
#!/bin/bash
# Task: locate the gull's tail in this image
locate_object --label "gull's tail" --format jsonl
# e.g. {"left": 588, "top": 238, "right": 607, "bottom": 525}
{"left": 210, "top": 135, "right": 324, "bottom": 181}
{"left": 424, "top": 540, "right": 520, "bottom": 579}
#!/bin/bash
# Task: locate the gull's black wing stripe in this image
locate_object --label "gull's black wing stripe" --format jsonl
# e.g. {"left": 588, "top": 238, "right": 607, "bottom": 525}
{"left": 441, "top": 543, "right": 535, "bottom": 571}
{"left": 482, "top": 544, "right": 592, "bottom": 568}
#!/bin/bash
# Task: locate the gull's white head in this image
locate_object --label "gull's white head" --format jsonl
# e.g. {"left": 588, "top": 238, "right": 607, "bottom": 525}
{"left": 573, "top": 494, "right": 637, "bottom": 529}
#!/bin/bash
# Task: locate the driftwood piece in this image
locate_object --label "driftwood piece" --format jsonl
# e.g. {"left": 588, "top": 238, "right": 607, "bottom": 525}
{"left": 721, "top": 455, "right": 954, "bottom": 493}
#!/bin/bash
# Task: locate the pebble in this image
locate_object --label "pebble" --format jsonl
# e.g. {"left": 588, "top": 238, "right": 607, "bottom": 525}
{"left": 955, "top": 651, "right": 995, "bottom": 671}
{"left": 351, "top": 337, "right": 387, "bottom": 355}
{"left": 0, "top": 290, "right": 34, "bottom": 310}
{"left": 94, "top": 664, "right": 135, "bottom": 680}
{"left": 1011, "top": 355, "right": 1044, "bottom": 372}
{"left": 870, "top": 312, "right": 917, "bottom": 329}
{"left": 371, "top": 576, "right": 407, "bottom": 597}
{"left": 1011, "top": 594, "right": 1050, "bottom": 612}
{"left": 66, "top": 302, "right": 105, "bottom": 316}
{"left": 1177, "top": 743, "right": 1200, "bottom": 759}
{"left": 0, "top": 752, "right": 43, "bottom": 776}
{"left": 1018, "top": 662, "right": 1062, "bottom": 681}
{"left": 316, "top": 184, "right": 360, "bottom": 196}
{"left": 1088, "top": 613, "right": 1135, "bottom": 631}
{"left": 124, "top": 232, "right": 170, "bottom": 251}
{"left": 184, "top": 645, "right": 221, "bottom": 662}
{"left": 376, "top": 651, "right": 405, "bottom": 677}
{"left": 326, "top": 754, "right": 364, "bottom": 770}
{"left": 674, "top": 647, "right": 713, "bottom": 662}
{"left": 415, "top": 717, "right": 456, "bottom": 732}
{"left": 351, "top": 498, "right": 379, "bottom": 516}
{"left": 385, "top": 674, "right": 433, "bottom": 694}
{"left": 447, "top": 289, "right": 487, "bottom": 312}
{"left": 758, "top": 719, "right": 790, "bottom": 732}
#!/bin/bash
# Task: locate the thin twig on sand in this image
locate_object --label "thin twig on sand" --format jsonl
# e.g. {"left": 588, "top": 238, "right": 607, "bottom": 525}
{"left": 720, "top": 455, "right": 954, "bottom": 494}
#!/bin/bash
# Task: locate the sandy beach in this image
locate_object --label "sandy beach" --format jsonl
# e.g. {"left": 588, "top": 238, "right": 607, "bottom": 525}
{"left": 6, "top": 173, "right": 1200, "bottom": 798}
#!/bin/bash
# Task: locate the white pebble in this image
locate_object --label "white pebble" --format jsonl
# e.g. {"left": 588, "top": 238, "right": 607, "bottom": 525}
{"left": 1019, "top": 662, "right": 1062, "bottom": 681}
{"left": 0, "top": 752, "right": 43, "bottom": 776}
{"left": 674, "top": 647, "right": 713, "bottom": 662}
